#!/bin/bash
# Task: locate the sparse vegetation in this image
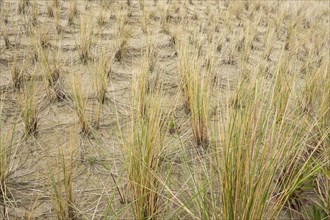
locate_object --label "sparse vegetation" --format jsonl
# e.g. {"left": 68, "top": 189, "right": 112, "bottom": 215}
{"left": 10, "top": 56, "right": 26, "bottom": 90}
{"left": 18, "top": 0, "right": 30, "bottom": 14}
{"left": 93, "top": 50, "right": 110, "bottom": 127}
{"left": 49, "top": 137, "right": 76, "bottom": 220}
{"left": 0, "top": 1, "right": 328, "bottom": 219}
{"left": 70, "top": 78, "right": 89, "bottom": 134}
{"left": 78, "top": 15, "right": 93, "bottom": 63}
{"left": 19, "top": 81, "right": 38, "bottom": 135}
{"left": 68, "top": 0, "right": 77, "bottom": 26}
{"left": 0, "top": 99, "right": 16, "bottom": 219}
{"left": 38, "top": 43, "right": 64, "bottom": 101}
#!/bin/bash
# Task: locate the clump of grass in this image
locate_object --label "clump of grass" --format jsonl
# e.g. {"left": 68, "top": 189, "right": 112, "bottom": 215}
{"left": 100, "top": 0, "right": 112, "bottom": 10}
{"left": 272, "top": 51, "right": 291, "bottom": 123}
{"left": 123, "top": 63, "right": 168, "bottom": 219}
{"left": 19, "top": 82, "right": 38, "bottom": 136}
{"left": 312, "top": 164, "right": 330, "bottom": 219}
{"left": 145, "top": 36, "right": 158, "bottom": 75}
{"left": 300, "top": 62, "right": 329, "bottom": 121}
{"left": 10, "top": 56, "right": 26, "bottom": 90}
{"left": 159, "top": 5, "right": 170, "bottom": 34}
{"left": 224, "top": 39, "right": 237, "bottom": 65}
{"left": 300, "top": 70, "right": 319, "bottom": 114}
{"left": 141, "top": 9, "right": 149, "bottom": 34}
{"left": 93, "top": 51, "right": 110, "bottom": 128}
{"left": 38, "top": 44, "right": 64, "bottom": 102}
{"left": 205, "top": 44, "right": 217, "bottom": 85}
{"left": 52, "top": 0, "right": 60, "bottom": 8}
{"left": 285, "top": 20, "right": 297, "bottom": 53}
{"left": 169, "top": 27, "right": 180, "bottom": 47}
{"left": 240, "top": 20, "right": 258, "bottom": 63}
{"left": 114, "top": 11, "right": 131, "bottom": 63}
{"left": 30, "top": 0, "right": 38, "bottom": 26}
{"left": 188, "top": 70, "right": 209, "bottom": 147}
{"left": 1, "top": 24, "right": 11, "bottom": 49}
{"left": 68, "top": 0, "right": 77, "bottom": 26}
{"left": 49, "top": 138, "right": 76, "bottom": 220}
{"left": 39, "top": 30, "right": 51, "bottom": 48}
{"left": 230, "top": 62, "right": 259, "bottom": 108}
{"left": 38, "top": 48, "right": 57, "bottom": 87}
{"left": 206, "top": 21, "right": 215, "bottom": 43}
{"left": 95, "top": 57, "right": 109, "bottom": 104}
{"left": 78, "top": 16, "right": 93, "bottom": 63}
{"left": 215, "top": 86, "right": 269, "bottom": 219}
{"left": 18, "top": 0, "right": 30, "bottom": 14}
{"left": 47, "top": 4, "right": 54, "bottom": 17}
{"left": 31, "top": 25, "right": 51, "bottom": 49}
{"left": 316, "top": 64, "right": 330, "bottom": 129}
{"left": 262, "top": 27, "right": 275, "bottom": 61}
{"left": 114, "top": 38, "right": 129, "bottom": 64}
{"left": 54, "top": 7, "right": 63, "bottom": 34}
{"left": 29, "top": 30, "right": 40, "bottom": 63}
{"left": 179, "top": 71, "right": 324, "bottom": 219}
{"left": 178, "top": 41, "right": 209, "bottom": 146}
{"left": 0, "top": 100, "right": 16, "bottom": 219}
{"left": 71, "top": 78, "right": 89, "bottom": 134}
{"left": 301, "top": 62, "right": 330, "bottom": 156}
{"left": 97, "top": 8, "right": 106, "bottom": 27}
{"left": 133, "top": 61, "right": 148, "bottom": 119}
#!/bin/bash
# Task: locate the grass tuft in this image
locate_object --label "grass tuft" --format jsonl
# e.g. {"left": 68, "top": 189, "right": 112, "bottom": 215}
{"left": 71, "top": 78, "right": 90, "bottom": 134}
{"left": 49, "top": 138, "right": 76, "bottom": 220}
{"left": 93, "top": 51, "right": 111, "bottom": 128}
{"left": 0, "top": 99, "right": 16, "bottom": 219}
{"left": 78, "top": 16, "right": 93, "bottom": 63}
{"left": 18, "top": 0, "right": 30, "bottom": 14}
{"left": 19, "top": 82, "right": 38, "bottom": 136}
{"left": 122, "top": 60, "right": 168, "bottom": 219}
{"left": 178, "top": 41, "right": 209, "bottom": 146}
